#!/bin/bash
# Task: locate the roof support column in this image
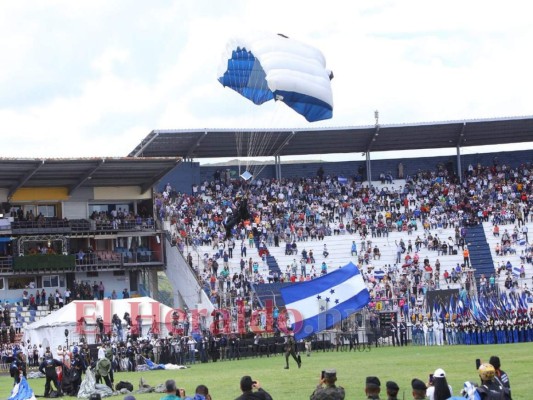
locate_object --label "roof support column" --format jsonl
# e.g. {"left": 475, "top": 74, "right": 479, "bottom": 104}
{"left": 275, "top": 155, "right": 281, "bottom": 180}
{"left": 455, "top": 122, "right": 466, "bottom": 184}
{"left": 456, "top": 145, "right": 463, "bottom": 184}
{"left": 366, "top": 152, "right": 372, "bottom": 188}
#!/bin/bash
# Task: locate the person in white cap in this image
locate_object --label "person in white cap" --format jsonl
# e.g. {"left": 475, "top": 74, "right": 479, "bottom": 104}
{"left": 426, "top": 368, "right": 452, "bottom": 400}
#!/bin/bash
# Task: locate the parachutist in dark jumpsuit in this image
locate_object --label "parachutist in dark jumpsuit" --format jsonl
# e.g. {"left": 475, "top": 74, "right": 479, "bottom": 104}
{"left": 10, "top": 352, "right": 27, "bottom": 386}
{"left": 224, "top": 196, "right": 250, "bottom": 238}
{"left": 284, "top": 330, "right": 301, "bottom": 369}
{"left": 39, "top": 354, "right": 63, "bottom": 397}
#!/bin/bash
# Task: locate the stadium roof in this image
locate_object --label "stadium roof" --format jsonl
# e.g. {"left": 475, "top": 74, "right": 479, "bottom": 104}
{"left": 128, "top": 115, "right": 533, "bottom": 159}
{"left": 0, "top": 157, "right": 181, "bottom": 198}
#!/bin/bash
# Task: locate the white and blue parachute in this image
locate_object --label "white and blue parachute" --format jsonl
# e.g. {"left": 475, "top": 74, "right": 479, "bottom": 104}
{"left": 9, "top": 377, "right": 36, "bottom": 400}
{"left": 218, "top": 33, "right": 333, "bottom": 122}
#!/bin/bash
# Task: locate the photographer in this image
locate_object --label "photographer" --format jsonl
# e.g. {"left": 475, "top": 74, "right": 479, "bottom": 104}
{"left": 96, "top": 315, "right": 105, "bottom": 343}
{"left": 160, "top": 379, "right": 182, "bottom": 400}
{"left": 235, "top": 376, "right": 272, "bottom": 400}
{"left": 476, "top": 363, "right": 511, "bottom": 399}
{"left": 112, "top": 314, "right": 123, "bottom": 342}
{"left": 489, "top": 356, "right": 511, "bottom": 395}
{"left": 426, "top": 368, "right": 452, "bottom": 400}
{"left": 310, "top": 369, "right": 345, "bottom": 400}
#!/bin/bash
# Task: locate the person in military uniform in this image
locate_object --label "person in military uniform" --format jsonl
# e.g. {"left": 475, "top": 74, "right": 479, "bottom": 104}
{"left": 70, "top": 346, "right": 86, "bottom": 395}
{"left": 39, "top": 353, "right": 63, "bottom": 397}
{"left": 305, "top": 337, "right": 312, "bottom": 357}
{"left": 364, "top": 376, "right": 381, "bottom": 400}
{"left": 229, "top": 333, "right": 240, "bottom": 361}
{"left": 310, "top": 369, "right": 345, "bottom": 400}
{"left": 410, "top": 379, "right": 426, "bottom": 399}
{"left": 126, "top": 342, "right": 136, "bottom": 371}
{"left": 95, "top": 348, "right": 114, "bottom": 390}
{"left": 284, "top": 329, "right": 301, "bottom": 369}
{"left": 385, "top": 381, "right": 399, "bottom": 400}
{"left": 389, "top": 317, "right": 399, "bottom": 347}
{"left": 399, "top": 319, "right": 407, "bottom": 346}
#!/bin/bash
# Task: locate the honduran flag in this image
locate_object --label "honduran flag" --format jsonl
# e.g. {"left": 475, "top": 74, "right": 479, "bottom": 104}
{"left": 280, "top": 262, "right": 370, "bottom": 340}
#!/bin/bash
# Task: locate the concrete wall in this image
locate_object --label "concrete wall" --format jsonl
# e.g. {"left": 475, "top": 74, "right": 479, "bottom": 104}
{"left": 158, "top": 161, "right": 200, "bottom": 194}
{"left": 198, "top": 149, "right": 533, "bottom": 182}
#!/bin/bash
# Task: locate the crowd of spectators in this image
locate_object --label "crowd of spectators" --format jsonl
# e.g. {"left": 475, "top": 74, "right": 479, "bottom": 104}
{"left": 154, "top": 159, "right": 533, "bottom": 337}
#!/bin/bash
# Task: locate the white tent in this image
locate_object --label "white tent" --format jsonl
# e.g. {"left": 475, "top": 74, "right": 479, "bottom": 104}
{"left": 23, "top": 297, "right": 176, "bottom": 350}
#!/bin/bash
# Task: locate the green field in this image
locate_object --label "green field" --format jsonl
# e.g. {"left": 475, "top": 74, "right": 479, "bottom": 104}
{"left": 4, "top": 343, "right": 530, "bottom": 399}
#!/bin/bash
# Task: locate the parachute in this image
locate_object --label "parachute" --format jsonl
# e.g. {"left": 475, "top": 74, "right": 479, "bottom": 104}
{"left": 218, "top": 33, "right": 333, "bottom": 122}
{"left": 9, "top": 377, "right": 36, "bottom": 400}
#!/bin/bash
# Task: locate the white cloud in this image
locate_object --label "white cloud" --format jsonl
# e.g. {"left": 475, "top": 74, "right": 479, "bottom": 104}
{"left": 0, "top": 0, "right": 532, "bottom": 158}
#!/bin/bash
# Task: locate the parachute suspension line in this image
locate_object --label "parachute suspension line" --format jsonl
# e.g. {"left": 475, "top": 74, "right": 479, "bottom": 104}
{"left": 246, "top": 53, "right": 280, "bottom": 178}
{"left": 251, "top": 97, "right": 292, "bottom": 179}
{"left": 239, "top": 55, "right": 272, "bottom": 178}
{"left": 231, "top": 49, "right": 259, "bottom": 177}
{"left": 230, "top": 48, "right": 254, "bottom": 178}
{"left": 229, "top": 45, "right": 281, "bottom": 179}
{"left": 250, "top": 101, "right": 286, "bottom": 179}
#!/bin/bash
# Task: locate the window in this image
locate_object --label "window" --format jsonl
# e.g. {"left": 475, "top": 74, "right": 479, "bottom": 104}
{"left": 113, "top": 271, "right": 125, "bottom": 276}
{"left": 0, "top": 278, "right": 4, "bottom": 290}
{"left": 38, "top": 205, "right": 56, "bottom": 218}
{"left": 42, "top": 275, "right": 59, "bottom": 288}
{"left": 87, "top": 271, "right": 99, "bottom": 278}
{"left": 8, "top": 276, "right": 36, "bottom": 290}
{"left": 89, "top": 204, "right": 132, "bottom": 215}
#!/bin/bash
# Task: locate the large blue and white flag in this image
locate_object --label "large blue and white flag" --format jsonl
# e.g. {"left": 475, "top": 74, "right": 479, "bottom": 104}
{"left": 280, "top": 262, "right": 370, "bottom": 340}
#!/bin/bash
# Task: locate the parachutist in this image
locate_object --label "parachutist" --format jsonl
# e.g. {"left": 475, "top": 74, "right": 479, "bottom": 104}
{"left": 223, "top": 196, "right": 250, "bottom": 239}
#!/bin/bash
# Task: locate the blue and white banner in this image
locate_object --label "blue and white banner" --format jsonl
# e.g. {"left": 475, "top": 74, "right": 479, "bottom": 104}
{"left": 280, "top": 262, "right": 370, "bottom": 340}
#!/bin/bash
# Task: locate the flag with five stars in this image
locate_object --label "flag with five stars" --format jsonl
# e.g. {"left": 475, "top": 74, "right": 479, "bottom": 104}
{"left": 280, "top": 262, "right": 370, "bottom": 340}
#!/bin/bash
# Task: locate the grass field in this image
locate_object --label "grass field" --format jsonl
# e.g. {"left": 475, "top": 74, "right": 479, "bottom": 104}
{"left": 3, "top": 343, "right": 530, "bottom": 399}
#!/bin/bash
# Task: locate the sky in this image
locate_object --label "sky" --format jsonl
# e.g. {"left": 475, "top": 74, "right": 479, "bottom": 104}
{"left": 1, "top": 1, "right": 532, "bottom": 160}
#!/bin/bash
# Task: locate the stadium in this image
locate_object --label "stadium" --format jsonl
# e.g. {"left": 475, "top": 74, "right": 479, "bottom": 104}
{"left": 3, "top": 6, "right": 533, "bottom": 397}
{"left": 1, "top": 115, "right": 532, "bottom": 399}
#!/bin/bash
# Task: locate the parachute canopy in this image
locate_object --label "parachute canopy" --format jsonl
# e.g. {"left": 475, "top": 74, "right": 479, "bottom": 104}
{"left": 218, "top": 33, "right": 333, "bottom": 122}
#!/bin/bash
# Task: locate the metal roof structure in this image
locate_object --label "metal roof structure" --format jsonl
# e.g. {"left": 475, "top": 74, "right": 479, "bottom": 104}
{"left": 128, "top": 116, "right": 533, "bottom": 159}
{"left": 0, "top": 157, "right": 181, "bottom": 198}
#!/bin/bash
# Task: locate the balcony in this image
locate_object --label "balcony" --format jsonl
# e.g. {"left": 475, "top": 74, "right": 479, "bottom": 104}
{"left": 74, "top": 248, "right": 163, "bottom": 271}
{"left": 94, "top": 218, "right": 155, "bottom": 232}
{"left": 9, "top": 217, "right": 156, "bottom": 235}
{"left": 11, "top": 219, "right": 72, "bottom": 234}
{"left": 13, "top": 254, "right": 76, "bottom": 272}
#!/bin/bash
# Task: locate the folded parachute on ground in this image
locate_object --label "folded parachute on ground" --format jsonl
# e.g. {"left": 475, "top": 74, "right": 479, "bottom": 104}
{"left": 144, "top": 357, "right": 165, "bottom": 370}
{"left": 218, "top": 33, "right": 333, "bottom": 122}
{"left": 9, "top": 377, "right": 36, "bottom": 400}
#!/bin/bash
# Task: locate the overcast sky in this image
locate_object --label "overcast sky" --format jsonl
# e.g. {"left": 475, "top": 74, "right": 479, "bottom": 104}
{"left": 1, "top": 1, "right": 532, "bottom": 159}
